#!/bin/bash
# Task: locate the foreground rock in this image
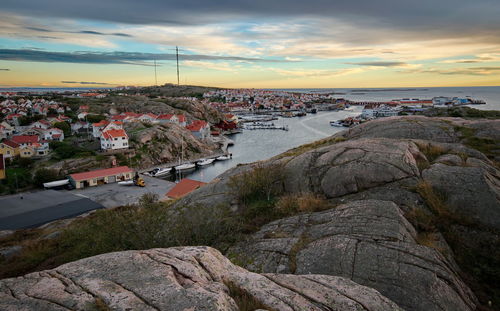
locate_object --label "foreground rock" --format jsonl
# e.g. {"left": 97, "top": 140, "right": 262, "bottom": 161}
{"left": 0, "top": 246, "right": 400, "bottom": 311}
{"left": 230, "top": 200, "right": 476, "bottom": 311}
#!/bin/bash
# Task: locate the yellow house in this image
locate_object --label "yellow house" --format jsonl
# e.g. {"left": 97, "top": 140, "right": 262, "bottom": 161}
{"left": 0, "top": 154, "right": 5, "bottom": 180}
{"left": 19, "top": 146, "right": 35, "bottom": 158}
{"left": 0, "top": 140, "right": 20, "bottom": 159}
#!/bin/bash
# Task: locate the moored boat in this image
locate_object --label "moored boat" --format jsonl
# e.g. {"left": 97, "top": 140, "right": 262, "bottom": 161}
{"left": 216, "top": 155, "right": 231, "bottom": 161}
{"left": 152, "top": 167, "right": 172, "bottom": 177}
{"left": 174, "top": 163, "right": 196, "bottom": 171}
{"left": 197, "top": 158, "right": 215, "bottom": 166}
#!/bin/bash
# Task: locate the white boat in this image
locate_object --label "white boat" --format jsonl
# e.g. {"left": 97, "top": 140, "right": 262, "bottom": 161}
{"left": 330, "top": 120, "right": 344, "bottom": 127}
{"left": 118, "top": 180, "right": 134, "bottom": 186}
{"left": 43, "top": 179, "right": 69, "bottom": 188}
{"left": 153, "top": 167, "right": 172, "bottom": 177}
{"left": 216, "top": 155, "right": 231, "bottom": 161}
{"left": 197, "top": 158, "right": 215, "bottom": 166}
{"left": 175, "top": 163, "right": 196, "bottom": 171}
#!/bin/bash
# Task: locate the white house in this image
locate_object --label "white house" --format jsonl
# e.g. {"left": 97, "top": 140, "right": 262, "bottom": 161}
{"left": 100, "top": 129, "right": 129, "bottom": 151}
{"left": 71, "top": 121, "right": 90, "bottom": 134}
{"left": 138, "top": 113, "right": 158, "bottom": 123}
{"left": 30, "top": 120, "right": 52, "bottom": 129}
{"left": 186, "top": 120, "right": 210, "bottom": 140}
{"left": 157, "top": 114, "right": 178, "bottom": 124}
{"left": 39, "top": 128, "right": 64, "bottom": 141}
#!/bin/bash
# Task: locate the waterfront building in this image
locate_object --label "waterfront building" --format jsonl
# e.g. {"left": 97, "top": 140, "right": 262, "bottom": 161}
{"left": 186, "top": 120, "right": 211, "bottom": 140}
{"left": 165, "top": 178, "right": 206, "bottom": 199}
{"left": 68, "top": 166, "right": 134, "bottom": 189}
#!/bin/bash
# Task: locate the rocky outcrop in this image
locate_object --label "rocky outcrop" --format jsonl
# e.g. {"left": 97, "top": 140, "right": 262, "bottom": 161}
{"left": 229, "top": 200, "right": 476, "bottom": 311}
{"left": 0, "top": 246, "right": 401, "bottom": 311}
{"left": 127, "top": 122, "right": 219, "bottom": 168}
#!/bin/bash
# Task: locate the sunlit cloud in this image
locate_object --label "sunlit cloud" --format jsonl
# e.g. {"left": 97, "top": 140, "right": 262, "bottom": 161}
{"left": 61, "top": 81, "right": 114, "bottom": 85}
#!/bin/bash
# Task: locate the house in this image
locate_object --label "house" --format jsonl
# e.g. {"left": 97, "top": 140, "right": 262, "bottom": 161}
{"left": 0, "top": 122, "right": 14, "bottom": 139}
{"left": 92, "top": 120, "right": 110, "bottom": 138}
{"left": 19, "top": 146, "right": 35, "bottom": 158}
{"left": 71, "top": 121, "right": 90, "bottom": 134}
{"left": 0, "top": 140, "right": 20, "bottom": 158}
{"left": 11, "top": 135, "right": 39, "bottom": 148}
{"left": 157, "top": 114, "right": 178, "bottom": 124}
{"left": 165, "top": 178, "right": 207, "bottom": 199}
{"left": 69, "top": 166, "right": 133, "bottom": 189}
{"left": 39, "top": 128, "right": 64, "bottom": 141}
{"left": 77, "top": 112, "right": 88, "bottom": 120}
{"left": 100, "top": 129, "right": 129, "bottom": 151}
{"left": 186, "top": 120, "right": 210, "bottom": 140}
{"left": 31, "top": 120, "right": 52, "bottom": 129}
{"left": 0, "top": 154, "right": 5, "bottom": 180}
{"left": 177, "top": 114, "right": 187, "bottom": 127}
{"left": 138, "top": 113, "right": 158, "bottom": 123}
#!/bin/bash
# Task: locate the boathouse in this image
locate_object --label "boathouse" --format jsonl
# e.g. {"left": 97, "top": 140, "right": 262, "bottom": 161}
{"left": 69, "top": 166, "right": 133, "bottom": 189}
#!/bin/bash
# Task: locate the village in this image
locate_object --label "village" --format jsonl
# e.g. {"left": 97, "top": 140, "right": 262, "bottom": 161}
{"left": 0, "top": 86, "right": 488, "bottom": 230}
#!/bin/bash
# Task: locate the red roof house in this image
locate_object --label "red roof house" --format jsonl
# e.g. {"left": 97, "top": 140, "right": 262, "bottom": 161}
{"left": 165, "top": 178, "right": 207, "bottom": 199}
{"left": 69, "top": 166, "right": 134, "bottom": 189}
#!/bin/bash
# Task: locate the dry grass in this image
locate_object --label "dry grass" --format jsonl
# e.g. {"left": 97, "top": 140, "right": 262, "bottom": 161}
{"left": 275, "top": 193, "right": 331, "bottom": 215}
{"left": 415, "top": 181, "right": 450, "bottom": 219}
{"left": 405, "top": 207, "right": 436, "bottom": 232}
{"left": 416, "top": 143, "right": 447, "bottom": 163}
{"left": 224, "top": 281, "right": 268, "bottom": 311}
{"left": 289, "top": 234, "right": 311, "bottom": 273}
{"left": 415, "top": 232, "right": 444, "bottom": 253}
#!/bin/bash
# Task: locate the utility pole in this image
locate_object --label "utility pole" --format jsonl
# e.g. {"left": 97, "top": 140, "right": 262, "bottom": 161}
{"left": 176, "top": 46, "right": 180, "bottom": 85}
{"left": 154, "top": 59, "right": 158, "bottom": 86}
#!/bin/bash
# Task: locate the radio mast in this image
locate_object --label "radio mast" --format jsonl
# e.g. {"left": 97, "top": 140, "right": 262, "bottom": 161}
{"left": 154, "top": 59, "right": 158, "bottom": 86}
{"left": 176, "top": 46, "right": 180, "bottom": 85}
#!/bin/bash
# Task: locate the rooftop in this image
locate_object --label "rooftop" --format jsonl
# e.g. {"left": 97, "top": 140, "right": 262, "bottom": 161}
{"left": 166, "top": 178, "right": 206, "bottom": 199}
{"left": 69, "top": 166, "right": 133, "bottom": 181}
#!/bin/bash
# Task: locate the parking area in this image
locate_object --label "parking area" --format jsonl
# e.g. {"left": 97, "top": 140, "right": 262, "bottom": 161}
{"left": 71, "top": 175, "right": 175, "bottom": 208}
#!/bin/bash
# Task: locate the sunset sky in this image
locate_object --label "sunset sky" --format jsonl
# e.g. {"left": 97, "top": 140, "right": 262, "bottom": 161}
{"left": 0, "top": 0, "right": 499, "bottom": 88}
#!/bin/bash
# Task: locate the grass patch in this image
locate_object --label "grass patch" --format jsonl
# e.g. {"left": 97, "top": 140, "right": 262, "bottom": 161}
{"left": 415, "top": 232, "right": 444, "bottom": 253}
{"left": 275, "top": 193, "right": 332, "bottom": 214}
{"left": 289, "top": 234, "right": 311, "bottom": 273}
{"left": 416, "top": 143, "right": 447, "bottom": 163}
{"left": 0, "top": 197, "right": 240, "bottom": 279}
{"left": 224, "top": 281, "right": 268, "bottom": 311}
{"left": 413, "top": 180, "right": 500, "bottom": 309}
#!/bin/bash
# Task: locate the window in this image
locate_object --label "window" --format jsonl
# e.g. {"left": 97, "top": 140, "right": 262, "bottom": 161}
{"left": 114, "top": 138, "right": 118, "bottom": 141}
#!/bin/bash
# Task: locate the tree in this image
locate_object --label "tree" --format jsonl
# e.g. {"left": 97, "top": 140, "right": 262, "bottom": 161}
{"left": 86, "top": 114, "right": 107, "bottom": 123}
{"left": 33, "top": 168, "right": 61, "bottom": 187}
{"left": 54, "top": 121, "right": 71, "bottom": 136}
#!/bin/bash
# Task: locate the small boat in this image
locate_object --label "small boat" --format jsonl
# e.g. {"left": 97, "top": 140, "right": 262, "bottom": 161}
{"left": 118, "top": 180, "right": 134, "bottom": 186}
{"left": 43, "top": 179, "right": 69, "bottom": 189}
{"left": 153, "top": 167, "right": 172, "bottom": 177}
{"left": 330, "top": 121, "right": 344, "bottom": 127}
{"left": 197, "top": 158, "right": 215, "bottom": 166}
{"left": 216, "top": 155, "right": 231, "bottom": 161}
{"left": 174, "top": 163, "right": 196, "bottom": 171}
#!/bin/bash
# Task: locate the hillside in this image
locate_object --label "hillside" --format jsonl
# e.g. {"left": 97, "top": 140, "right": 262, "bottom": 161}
{"left": 1, "top": 116, "right": 499, "bottom": 311}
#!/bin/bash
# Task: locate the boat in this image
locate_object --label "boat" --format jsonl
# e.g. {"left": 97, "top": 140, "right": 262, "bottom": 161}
{"left": 118, "top": 180, "right": 134, "bottom": 186}
{"left": 197, "top": 158, "right": 215, "bottom": 166}
{"left": 43, "top": 179, "right": 69, "bottom": 189}
{"left": 152, "top": 167, "right": 172, "bottom": 177}
{"left": 330, "top": 120, "right": 344, "bottom": 127}
{"left": 216, "top": 155, "right": 231, "bottom": 161}
{"left": 174, "top": 163, "right": 196, "bottom": 171}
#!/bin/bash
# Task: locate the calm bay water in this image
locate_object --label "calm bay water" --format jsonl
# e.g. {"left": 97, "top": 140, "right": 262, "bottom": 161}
{"left": 182, "top": 86, "right": 500, "bottom": 182}
{"left": 178, "top": 107, "right": 363, "bottom": 182}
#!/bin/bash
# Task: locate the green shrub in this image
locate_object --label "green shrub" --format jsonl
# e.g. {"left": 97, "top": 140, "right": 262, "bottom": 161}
{"left": 33, "top": 168, "right": 61, "bottom": 187}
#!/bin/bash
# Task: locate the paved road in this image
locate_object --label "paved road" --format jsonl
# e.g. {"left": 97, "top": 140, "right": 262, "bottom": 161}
{"left": 71, "top": 175, "right": 175, "bottom": 208}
